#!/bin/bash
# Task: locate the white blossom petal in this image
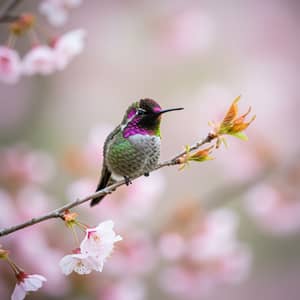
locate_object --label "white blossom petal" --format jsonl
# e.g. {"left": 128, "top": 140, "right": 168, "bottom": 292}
{"left": 59, "top": 252, "right": 97, "bottom": 275}
{"left": 11, "top": 284, "right": 26, "bottom": 300}
{"left": 11, "top": 274, "right": 46, "bottom": 300}
{"left": 80, "top": 220, "right": 122, "bottom": 271}
{"left": 23, "top": 275, "right": 47, "bottom": 291}
{"left": 54, "top": 29, "right": 86, "bottom": 70}
{"left": 39, "top": 0, "right": 82, "bottom": 27}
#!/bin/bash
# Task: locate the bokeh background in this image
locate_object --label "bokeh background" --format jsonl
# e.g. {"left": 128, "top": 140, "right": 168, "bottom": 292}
{"left": 1, "top": 0, "right": 300, "bottom": 299}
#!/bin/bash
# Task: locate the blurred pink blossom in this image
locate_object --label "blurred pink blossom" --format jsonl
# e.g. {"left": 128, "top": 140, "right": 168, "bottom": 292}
{"left": 53, "top": 29, "right": 86, "bottom": 70}
{"left": 106, "top": 230, "right": 156, "bottom": 276}
{"left": 0, "top": 145, "right": 55, "bottom": 188}
{"left": 100, "top": 278, "right": 146, "bottom": 300}
{"left": 66, "top": 177, "right": 95, "bottom": 200}
{"left": 216, "top": 141, "right": 265, "bottom": 182}
{"left": 187, "top": 209, "right": 239, "bottom": 261}
{"left": 0, "top": 190, "right": 17, "bottom": 226}
{"left": 0, "top": 46, "right": 21, "bottom": 84}
{"left": 11, "top": 273, "right": 46, "bottom": 300}
{"left": 39, "top": 0, "right": 82, "bottom": 27}
{"left": 244, "top": 183, "right": 300, "bottom": 235}
{"left": 158, "top": 9, "right": 215, "bottom": 58}
{"left": 20, "top": 31, "right": 85, "bottom": 77}
{"left": 16, "top": 186, "right": 53, "bottom": 219}
{"left": 158, "top": 232, "right": 185, "bottom": 261}
{"left": 159, "top": 265, "right": 214, "bottom": 298}
{"left": 22, "top": 46, "right": 57, "bottom": 75}
{"left": 159, "top": 209, "right": 252, "bottom": 298}
{"left": 219, "top": 245, "right": 252, "bottom": 283}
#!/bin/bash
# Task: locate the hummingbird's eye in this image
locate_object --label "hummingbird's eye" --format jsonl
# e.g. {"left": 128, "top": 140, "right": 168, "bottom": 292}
{"left": 137, "top": 108, "right": 146, "bottom": 115}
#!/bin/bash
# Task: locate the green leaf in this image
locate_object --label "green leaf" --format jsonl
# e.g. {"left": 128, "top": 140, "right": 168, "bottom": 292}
{"left": 189, "top": 156, "right": 214, "bottom": 162}
{"left": 231, "top": 132, "right": 248, "bottom": 141}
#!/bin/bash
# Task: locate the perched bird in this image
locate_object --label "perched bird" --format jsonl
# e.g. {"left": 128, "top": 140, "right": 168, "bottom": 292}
{"left": 90, "top": 98, "right": 183, "bottom": 206}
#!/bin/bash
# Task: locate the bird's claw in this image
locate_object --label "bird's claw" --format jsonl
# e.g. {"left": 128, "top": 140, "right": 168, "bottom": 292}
{"left": 124, "top": 176, "right": 132, "bottom": 186}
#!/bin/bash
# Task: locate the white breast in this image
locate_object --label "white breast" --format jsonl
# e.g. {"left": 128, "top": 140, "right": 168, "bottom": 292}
{"left": 128, "top": 134, "right": 160, "bottom": 151}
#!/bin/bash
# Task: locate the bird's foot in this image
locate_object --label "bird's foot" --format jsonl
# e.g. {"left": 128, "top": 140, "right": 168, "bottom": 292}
{"left": 124, "top": 176, "right": 132, "bottom": 186}
{"left": 144, "top": 172, "right": 150, "bottom": 177}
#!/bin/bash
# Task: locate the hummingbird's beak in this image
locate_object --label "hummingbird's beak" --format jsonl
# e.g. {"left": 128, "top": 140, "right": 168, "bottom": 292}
{"left": 157, "top": 107, "right": 184, "bottom": 115}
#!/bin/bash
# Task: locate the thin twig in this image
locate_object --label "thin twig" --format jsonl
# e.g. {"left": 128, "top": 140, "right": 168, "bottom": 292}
{"left": 0, "top": 0, "right": 23, "bottom": 23}
{"left": 0, "top": 134, "right": 214, "bottom": 237}
{"left": 0, "top": 15, "right": 18, "bottom": 23}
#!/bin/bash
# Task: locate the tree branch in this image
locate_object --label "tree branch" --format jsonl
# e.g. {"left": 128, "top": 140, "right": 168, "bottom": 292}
{"left": 0, "top": 134, "right": 215, "bottom": 237}
{"left": 0, "top": 15, "right": 19, "bottom": 23}
{"left": 0, "top": 0, "right": 23, "bottom": 23}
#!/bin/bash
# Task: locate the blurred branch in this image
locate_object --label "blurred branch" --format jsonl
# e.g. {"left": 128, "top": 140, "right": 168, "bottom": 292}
{"left": 0, "top": 0, "right": 22, "bottom": 23}
{"left": 0, "top": 134, "right": 215, "bottom": 237}
{"left": 0, "top": 15, "right": 19, "bottom": 23}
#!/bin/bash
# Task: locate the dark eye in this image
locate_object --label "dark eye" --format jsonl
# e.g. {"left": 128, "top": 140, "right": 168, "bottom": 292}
{"left": 137, "top": 108, "right": 146, "bottom": 115}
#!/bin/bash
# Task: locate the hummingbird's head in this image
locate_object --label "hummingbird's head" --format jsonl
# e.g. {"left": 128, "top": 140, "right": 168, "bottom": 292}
{"left": 122, "top": 98, "right": 183, "bottom": 138}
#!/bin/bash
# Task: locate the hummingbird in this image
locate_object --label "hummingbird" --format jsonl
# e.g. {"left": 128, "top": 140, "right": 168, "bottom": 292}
{"left": 90, "top": 98, "right": 183, "bottom": 206}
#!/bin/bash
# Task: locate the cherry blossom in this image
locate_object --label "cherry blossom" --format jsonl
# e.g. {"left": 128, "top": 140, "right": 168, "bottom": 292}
{"left": 158, "top": 9, "right": 215, "bottom": 59}
{"left": 159, "top": 208, "right": 252, "bottom": 298}
{"left": 80, "top": 220, "right": 122, "bottom": 271}
{"left": 0, "top": 145, "right": 55, "bottom": 188}
{"left": 100, "top": 278, "right": 146, "bottom": 300}
{"left": 53, "top": 29, "right": 86, "bottom": 70}
{"left": 216, "top": 141, "right": 264, "bottom": 182}
{"left": 11, "top": 272, "right": 46, "bottom": 300}
{"left": 159, "top": 265, "right": 213, "bottom": 298}
{"left": 39, "top": 0, "right": 82, "bottom": 27}
{"left": 16, "top": 186, "right": 52, "bottom": 219}
{"left": 187, "top": 209, "right": 239, "bottom": 261}
{"left": 66, "top": 178, "right": 95, "bottom": 200}
{"left": 106, "top": 231, "right": 156, "bottom": 276}
{"left": 60, "top": 220, "right": 122, "bottom": 275}
{"left": 59, "top": 250, "right": 99, "bottom": 275}
{"left": 0, "top": 190, "right": 16, "bottom": 227}
{"left": 244, "top": 183, "right": 300, "bottom": 235}
{"left": 158, "top": 232, "right": 185, "bottom": 261}
{"left": 22, "top": 46, "right": 57, "bottom": 76}
{"left": 0, "top": 46, "right": 21, "bottom": 84}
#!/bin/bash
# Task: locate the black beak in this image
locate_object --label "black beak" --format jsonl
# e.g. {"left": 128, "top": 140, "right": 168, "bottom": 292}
{"left": 157, "top": 107, "right": 184, "bottom": 115}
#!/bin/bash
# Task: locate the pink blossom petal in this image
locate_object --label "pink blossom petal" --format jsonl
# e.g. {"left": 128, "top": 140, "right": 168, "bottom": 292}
{"left": 22, "top": 46, "right": 57, "bottom": 76}
{"left": 0, "top": 46, "right": 21, "bottom": 84}
{"left": 158, "top": 232, "right": 185, "bottom": 261}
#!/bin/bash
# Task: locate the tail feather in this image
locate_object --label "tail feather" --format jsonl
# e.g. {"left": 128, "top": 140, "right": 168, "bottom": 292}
{"left": 90, "top": 166, "right": 111, "bottom": 207}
